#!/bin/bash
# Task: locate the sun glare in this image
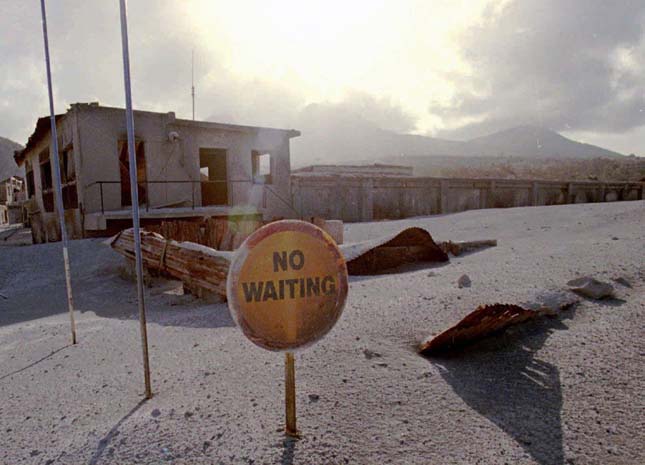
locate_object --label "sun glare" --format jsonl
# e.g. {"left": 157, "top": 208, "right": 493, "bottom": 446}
{"left": 187, "top": 0, "right": 496, "bottom": 133}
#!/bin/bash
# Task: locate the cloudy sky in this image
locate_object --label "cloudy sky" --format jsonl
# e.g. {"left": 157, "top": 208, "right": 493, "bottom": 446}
{"left": 1, "top": 0, "right": 644, "bottom": 154}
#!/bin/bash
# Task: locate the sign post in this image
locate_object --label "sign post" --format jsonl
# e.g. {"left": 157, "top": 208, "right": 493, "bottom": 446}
{"left": 285, "top": 352, "right": 297, "bottom": 435}
{"left": 227, "top": 220, "right": 348, "bottom": 436}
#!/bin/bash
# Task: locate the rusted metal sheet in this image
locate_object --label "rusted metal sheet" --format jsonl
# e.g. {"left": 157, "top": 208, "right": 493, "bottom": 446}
{"left": 340, "top": 227, "right": 449, "bottom": 275}
{"left": 419, "top": 304, "right": 539, "bottom": 355}
{"left": 419, "top": 292, "right": 578, "bottom": 355}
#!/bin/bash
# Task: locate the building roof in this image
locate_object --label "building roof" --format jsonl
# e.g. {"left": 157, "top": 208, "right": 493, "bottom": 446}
{"left": 14, "top": 103, "right": 301, "bottom": 166}
{"left": 14, "top": 115, "right": 64, "bottom": 166}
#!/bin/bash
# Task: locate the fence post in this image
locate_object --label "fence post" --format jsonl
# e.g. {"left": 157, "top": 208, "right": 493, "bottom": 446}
{"left": 489, "top": 180, "right": 496, "bottom": 209}
{"left": 100, "top": 182, "right": 104, "bottom": 214}
{"left": 567, "top": 183, "right": 575, "bottom": 203}
{"left": 478, "top": 183, "right": 486, "bottom": 209}
{"left": 439, "top": 179, "right": 449, "bottom": 214}
{"left": 360, "top": 178, "right": 374, "bottom": 222}
{"left": 334, "top": 179, "right": 343, "bottom": 220}
{"left": 531, "top": 181, "right": 539, "bottom": 206}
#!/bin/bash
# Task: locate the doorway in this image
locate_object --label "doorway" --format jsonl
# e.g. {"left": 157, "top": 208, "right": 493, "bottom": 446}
{"left": 119, "top": 140, "right": 147, "bottom": 207}
{"left": 199, "top": 148, "right": 228, "bottom": 205}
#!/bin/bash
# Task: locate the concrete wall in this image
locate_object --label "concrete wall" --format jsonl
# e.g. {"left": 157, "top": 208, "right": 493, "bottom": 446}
{"left": 169, "top": 119, "right": 294, "bottom": 219}
{"left": 75, "top": 105, "right": 295, "bottom": 219}
{"left": 6, "top": 205, "right": 24, "bottom": 224}
{"left": 293, "top": 164, "right": 414, "bottom": 177}
{"left": 292, "top": 175, "right": 645, "bottom": 222}
{"left": 76, "top": 105, "right": 185, "bottom": 213}
{"left": 21, "top": 114, "right": 79, "bottom": 242}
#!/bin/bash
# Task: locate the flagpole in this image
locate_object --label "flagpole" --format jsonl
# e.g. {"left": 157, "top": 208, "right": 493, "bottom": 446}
{"left": 39, "top": 0, "right": 77, "bottom": 345}
{"left": 118, "top": 0, "right": 152, "bottom": 399}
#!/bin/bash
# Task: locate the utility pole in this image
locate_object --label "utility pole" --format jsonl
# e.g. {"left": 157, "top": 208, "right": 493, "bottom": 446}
{"left": 39, "top": 0, "right": 77, "bottom": 345}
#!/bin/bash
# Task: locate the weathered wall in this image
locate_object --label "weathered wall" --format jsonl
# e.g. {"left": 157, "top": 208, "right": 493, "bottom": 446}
{"left": 169, "top": 119, "right": 294, "bottom": 219}
{"left": 22, "top": 104, "right": 297, "bottom": 243}
{"left": 6, "top": 205, "right": 24, "bottom": 224}
{"left": 76, "top": 105, "right": 187, "bottom": 213}
{"left": 292, "top": 175, "right": 644, "bottom": 222}
{"left": 76, "top": 105, "right": 295, "bottom": 219}
{"left": 22, "top": 115, "right": 81, "bottom": 243}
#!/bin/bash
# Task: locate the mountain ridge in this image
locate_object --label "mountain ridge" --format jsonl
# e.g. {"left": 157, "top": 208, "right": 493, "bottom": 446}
{"left": 290, "top": 105, "right": 625, "bottom": 165}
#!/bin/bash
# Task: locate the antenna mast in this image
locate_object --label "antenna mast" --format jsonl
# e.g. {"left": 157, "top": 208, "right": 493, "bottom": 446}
{"left": 191, "top": 49, "right": 195, "bottom": 120}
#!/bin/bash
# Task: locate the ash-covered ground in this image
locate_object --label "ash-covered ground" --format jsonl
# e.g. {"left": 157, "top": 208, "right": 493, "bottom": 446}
{"left": 1, "top": 201, "right": 643, "bottom": 465}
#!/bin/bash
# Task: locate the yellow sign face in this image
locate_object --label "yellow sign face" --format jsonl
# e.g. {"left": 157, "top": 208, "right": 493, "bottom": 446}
{"left": 227, "top": 220, "right": 348, "bottom": 351}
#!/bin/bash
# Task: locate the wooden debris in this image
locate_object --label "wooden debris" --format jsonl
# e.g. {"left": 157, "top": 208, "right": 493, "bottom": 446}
{"left": 439, "top": 239, "right": 497, "bottom": 256}
{"left": 108, "top": 228, "right": 233, "bottom": 299}
{"left": 108, "top": 226, "right": 495, "bottom": 302}
{"left": 146, "top": 217, "right": 262, "bottom": 251}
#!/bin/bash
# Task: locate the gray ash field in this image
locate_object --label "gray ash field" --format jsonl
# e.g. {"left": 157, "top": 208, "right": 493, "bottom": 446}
{"left": 1, "top": 201, "right": 644, "bottom": 465}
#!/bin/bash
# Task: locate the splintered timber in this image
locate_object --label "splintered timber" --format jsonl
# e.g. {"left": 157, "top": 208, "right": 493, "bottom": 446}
{"left": 241, "top": 250, "right": 337, "bottom": 303}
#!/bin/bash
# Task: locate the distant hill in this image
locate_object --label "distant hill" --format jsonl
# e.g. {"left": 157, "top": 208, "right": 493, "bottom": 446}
{"left": 462, "top": 126, "right": 623, "bottom": 159}
{"left": 0, "top": 136, "right": 24, "bottom": 181}
{"left": 290, "top": 105, "right": 625, "bottom": 166}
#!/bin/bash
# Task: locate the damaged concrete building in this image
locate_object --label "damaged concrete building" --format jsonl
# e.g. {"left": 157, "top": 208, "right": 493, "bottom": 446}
{"left": 0, "top": 176, "right": 25, "bottom": 225}
{"left": 14, "top": 103, "right": 300, "bottom": 243}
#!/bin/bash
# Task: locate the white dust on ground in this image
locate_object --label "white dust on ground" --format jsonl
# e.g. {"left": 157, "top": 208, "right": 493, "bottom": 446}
{"left": 0, "top": 201, "right": 644, "bottom": 465}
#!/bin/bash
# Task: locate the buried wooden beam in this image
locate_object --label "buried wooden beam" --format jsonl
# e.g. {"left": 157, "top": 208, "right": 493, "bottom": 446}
{"left": 438, "top": 239, "right": 497, "bottom": 257}
{"left": 108, "top": 228, "right": 232, "bottom": 299}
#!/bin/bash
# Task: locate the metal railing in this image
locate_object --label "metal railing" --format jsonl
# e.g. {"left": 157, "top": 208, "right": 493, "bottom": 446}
{"left": 85, "top": 179, "right": 302, "bottom": 217}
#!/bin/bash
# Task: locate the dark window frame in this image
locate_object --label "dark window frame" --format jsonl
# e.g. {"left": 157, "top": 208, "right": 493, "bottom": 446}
{"left": 25, "top": 160, "right": 35, "bottom": 199}
{"left": 39, "top": 149, "right": 53, "bottom": 191}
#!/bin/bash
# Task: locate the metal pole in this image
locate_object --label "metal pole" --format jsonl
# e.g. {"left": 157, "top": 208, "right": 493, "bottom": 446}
{"left": 99, "top": 183, "right": 104, "bottom": 214}
{"left": 40, "top": 0, "right": 77, "bottom": 345}
{"left": 285, "top": 352, "right": 297, "bottom": 436}
{"left": 191, "top": 49, "right": 195, "bottom": 120}
{"left": 119, "top": 0, "right": 152, "bottom": 399}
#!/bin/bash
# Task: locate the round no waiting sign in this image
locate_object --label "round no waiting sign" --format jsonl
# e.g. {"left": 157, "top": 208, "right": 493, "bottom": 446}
{"left": 227, "top": 220, "right": 348, "bottom": 351}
